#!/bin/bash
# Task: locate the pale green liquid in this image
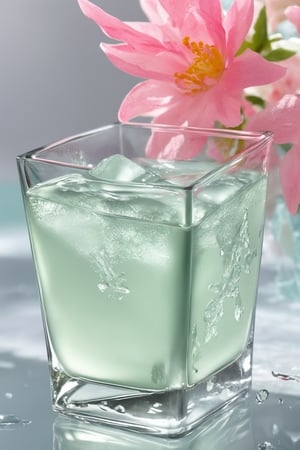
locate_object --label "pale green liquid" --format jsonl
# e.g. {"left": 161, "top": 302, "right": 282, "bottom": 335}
{"left": 25, "top": 166, "right": 266, "bottom": 391}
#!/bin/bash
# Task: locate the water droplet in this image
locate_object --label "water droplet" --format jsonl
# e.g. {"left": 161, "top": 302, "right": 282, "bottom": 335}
{"left": 148, "top": 401, "right": 163, "bottom": 415}
{"left": 206, "top": 378, "right": 215, "bottom": 392}
{"left": 191, "top": 325, "right": 201, "bottom": 374}
{"left": 256, "top": 389, "right": 269, "bottom": 404}
{"left": 98, "top": 400, "right": 109, "bottom": 411}
{"left": 0, "top": 361, "right": 15, "bottom": 369}
{"left": 114, "top": 405, "right": 125, "bottom": 414}
{"left": 0, "top": 415, "right": 31, "bottom": 428}
{"left": 4, "top": 393, "right": 13, "bottom": 399}
{"left": 153, "top": 402, "right": 162, "bottom": 409}
{"left": 257, "top": 441, "right": 274, "bottom": 450}
{"left": 278, "top": 398, "right": 284, "bottom": 405}
{"left": 272, "top": 370, "right": 300, "bottom": 382}
{"left": 234, "top": 301, "right": 244, "bottom": 321}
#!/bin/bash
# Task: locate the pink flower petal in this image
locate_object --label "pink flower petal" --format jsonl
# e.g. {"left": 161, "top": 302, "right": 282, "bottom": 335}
{"left": 142, "top": 100, "right": 210, "bottom": 160}
{"left": 158, "top": 0, "right": 198, "bottom": 28}
{"left": 285, "top": 5, "right": 300, "bottom": 33}
{"left": 225, "top": 49, "right": 286, "bottom": 90}
{"left": 101, "top": 43, "right": 184, "bottom": 80}
{"left": 145, "top": 130, "right": 208, "bottom": 160}
{"left": 246, "top": 94, "right": 300, "bottom": 144}
{"left": 224, "top": 0, "right": 254, "bottom": 60}
{"left": 146, "top": 121, "right": 208, "bottom": 160}
{"left": 77, "top": 0, "right": 160, "bottom": 49}
{"left": 139, "top": 0, "right": 168, "bottom": 24}
{"left": 125, "top": 22, "right": 166, "bottom": 42}
{"left": 118, "top": 80, "right": 178, "bottom": 122}
{"left": 197, "top": 0, "right": 226, "bottom": 51}
{"left": 280, "top": 144, "right": 300, "bottom": 215}
{"left": 203, "top": 83, "right": 243, "bottom": 127}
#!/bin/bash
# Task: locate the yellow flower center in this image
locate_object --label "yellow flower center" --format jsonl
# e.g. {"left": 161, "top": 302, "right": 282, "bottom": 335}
{"left": 174, "top": 36, "right": 225, "bottom": 95}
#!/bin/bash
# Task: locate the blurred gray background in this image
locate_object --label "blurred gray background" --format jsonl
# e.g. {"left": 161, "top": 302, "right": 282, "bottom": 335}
{"left": 0, "top": 0, "right": 145, "bottom": 181}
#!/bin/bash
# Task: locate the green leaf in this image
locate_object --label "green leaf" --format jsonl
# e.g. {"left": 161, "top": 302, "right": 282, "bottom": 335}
{"left": 265, "top": 48, "right": 296, "bottom": 61}
{"left": 279, "top": 143, "right": 293, "bottom": 153}
{"left": 235, "top": 6, "right": 269, "bottom": 56}
{"left": 252, "top": 6, "right": 269, "bottom": 52}
{"left": 235, "top": 40, "right": 252, "bottom": 56}
{"left": 245, "top": 95, "right": 266, "bottom": 109}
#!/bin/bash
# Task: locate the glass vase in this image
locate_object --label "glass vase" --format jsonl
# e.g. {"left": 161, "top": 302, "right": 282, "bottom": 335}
{"left": 264, "top": 191, "right": 300, "bottom": 301}
{"left": 17, "top": 123, "right": 272, "bottom": 436}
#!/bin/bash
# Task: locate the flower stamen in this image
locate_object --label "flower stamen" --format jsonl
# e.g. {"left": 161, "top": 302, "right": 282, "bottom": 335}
{"left": 174, "top": 36, "right": 224, "bottom": 95}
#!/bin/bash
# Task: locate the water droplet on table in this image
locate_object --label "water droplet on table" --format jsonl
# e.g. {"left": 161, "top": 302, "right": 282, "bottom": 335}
{"left": 0, "top": 361, "right": 15, "bottom": 369}
{"left": 114, "top": 405, "right": 125, "bottom": 414}
{"left": 272, "top": 370, "right": 300, "bottom": 382}
{"left": 256, "top": 389, "right": 269, "bottom": 404}
{"left": 257, "top": 441, "right": 274, "bottom": 450}
{"left": 4, "top": 393, "right": 13, "bottom": 399}
{"left": 0, "top": 414, "right": 31, "bottom": 428}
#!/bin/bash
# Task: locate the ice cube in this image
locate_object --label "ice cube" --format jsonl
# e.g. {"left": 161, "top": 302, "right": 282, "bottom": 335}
{"left": 90, "top": 155, "right": 148, "bottom": 182}
{"left": 197, "top": 177, "right": 244, "bottom": 205}
{"left": 135, "top": 159, "right": 220, "bottom": 187}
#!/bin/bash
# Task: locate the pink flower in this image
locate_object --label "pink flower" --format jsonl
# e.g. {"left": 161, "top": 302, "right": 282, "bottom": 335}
{"left": 255, "top": 0, "right": 300, "bottom": 31}
{"left": 280, "top": 143, "right": 300, "bottom": 214}
{"left": 247, "top": 55, "right": 300, "bottom": 105}
{"left": 285, "top": 5, "right": 300, "bottom": 33}
{"left": 246, "top": 94, "right": 300, "bottom": 213}
{"left": 78, "top": 0, "right": 285, "bottom": 143}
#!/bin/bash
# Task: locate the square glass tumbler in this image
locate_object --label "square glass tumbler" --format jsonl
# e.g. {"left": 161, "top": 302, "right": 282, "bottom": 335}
{"left": 17, "top": 123, "right": 272, "bottom": 436}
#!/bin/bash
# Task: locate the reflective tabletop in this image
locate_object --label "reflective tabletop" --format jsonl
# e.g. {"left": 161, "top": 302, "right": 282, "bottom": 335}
{"left": 1, "top": 183, "right": 300, "bottom": 450}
